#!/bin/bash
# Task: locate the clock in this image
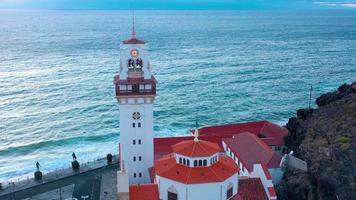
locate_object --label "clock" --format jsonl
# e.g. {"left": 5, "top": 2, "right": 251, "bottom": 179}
{"left": 131, "top": 49, "right": 139, "bottom": 58}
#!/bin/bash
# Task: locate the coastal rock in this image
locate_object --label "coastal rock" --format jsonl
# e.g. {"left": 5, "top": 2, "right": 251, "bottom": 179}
{"left": 277, "top": 82, "right": 356, "bottom": 200}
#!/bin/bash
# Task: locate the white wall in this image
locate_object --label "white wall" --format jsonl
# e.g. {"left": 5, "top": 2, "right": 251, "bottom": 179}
{"left": 119, "top": 101, "right": 154, "bottom": 184}
{"left": 250, "top": 164, "right": 275, "bottom": 200}
{"left": 156, "top": 174, "right": 238, "bottom": 200}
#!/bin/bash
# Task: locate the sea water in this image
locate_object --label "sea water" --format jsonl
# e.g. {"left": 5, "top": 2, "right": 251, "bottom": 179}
{"left": 0, "top": 10, "right": 356, "bottom": 180}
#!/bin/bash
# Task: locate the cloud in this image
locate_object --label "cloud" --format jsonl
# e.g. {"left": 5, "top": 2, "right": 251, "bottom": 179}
{"left": 315, "top": 1, "right": 356, "bottom": 8}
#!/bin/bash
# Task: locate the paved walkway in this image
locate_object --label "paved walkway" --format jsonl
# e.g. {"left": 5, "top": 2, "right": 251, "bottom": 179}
{"left": 0, "top": 155, "right": 119, "bottom": 200}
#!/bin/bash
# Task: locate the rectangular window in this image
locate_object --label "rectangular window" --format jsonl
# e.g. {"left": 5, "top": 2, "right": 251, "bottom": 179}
{"left": 138, "top": 140, "right": 141, "bottom": 144}
{"left": 132, "top": 123, "right": 135, "bottom": 128}
{"left": 139, "top": 156, "right": 142, "bottom": 161}
{"left": 138, "top": 122, "right": 141, "bottom": 127}
{"left": 133, "top": 140, "right": 136, "bottom": 145}
{"left": 168, "top": 192, "right": 178, "bottom": 200}
{"left": 227, "top": 187, "right": 233, "bottom": 199}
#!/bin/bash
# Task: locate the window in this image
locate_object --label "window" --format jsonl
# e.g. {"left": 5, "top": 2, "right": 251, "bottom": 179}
{"left": 139, "top": 173, "right": 142, "bottom": 178}
{"left": 138, "top": 140, "right": 141, "bottom": 144}
{"left": 132, "top": 84, "right": 139, "bottom": 93}
{"left": 179, "top": 157, "right": 182, "bottom": 164}
{"left": 203, "top": 160, "right": 207, "bottom": 166}
{"left": 183, "top": 158, "right": 186, "bottom": 165}
{"left": 132, "top": 112, "right": 141, "bottom": 120}
{"left": 199, "top": 160, "right": 202, "bottom": 166}
{"left": 133, "top": 140, "right": 136, "bottom": 145}
{"left": 194, "top": 160, "right": 198, "bottom": 167}
{"left": 226, "top": 187, "right": 233, "bottom": 199}
{"left": 132, "top": 123, "right": 135, "bottom": 128}
{"left": 139, "top": 156, "right": 142, "bottom": 161}
{"left": 138, "top": 122, "right": 141, "bottom": 127}
{"left": 133, "top": 156, "right": 136, "bottom": 162}
{"left": 133, "top": 173, "right": 137, "bottom": 178}
{"left": 187, "top": 159, "right": 190, "bottom": 166}
{"left": 168, "top": 192, "right": 178, "bottom": 200}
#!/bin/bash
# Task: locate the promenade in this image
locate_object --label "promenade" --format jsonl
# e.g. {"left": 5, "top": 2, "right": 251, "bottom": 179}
{"left": 0, "top": 155, "right": 119, "bottom": 200}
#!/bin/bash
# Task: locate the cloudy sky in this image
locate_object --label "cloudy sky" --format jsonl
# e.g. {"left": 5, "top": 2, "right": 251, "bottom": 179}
{"left": 0, "top": 0, "right": 355, "bottom": 9}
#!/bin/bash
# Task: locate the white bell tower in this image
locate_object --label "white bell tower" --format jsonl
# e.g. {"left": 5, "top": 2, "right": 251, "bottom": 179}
{"left": 114, "top": 24, "right": 156, "bottom": 184}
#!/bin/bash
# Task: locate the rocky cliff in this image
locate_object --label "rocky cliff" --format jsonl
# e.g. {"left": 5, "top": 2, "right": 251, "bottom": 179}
{"left": 276, "top": 82, "right": 356, "bottom": 200}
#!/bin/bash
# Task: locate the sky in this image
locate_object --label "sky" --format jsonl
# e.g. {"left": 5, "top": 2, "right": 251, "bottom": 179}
{"left": 0, "top": 0, "right": 355, "bottom": 10}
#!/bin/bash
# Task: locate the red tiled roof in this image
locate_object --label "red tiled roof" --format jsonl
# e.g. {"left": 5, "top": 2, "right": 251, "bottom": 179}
{"left": 123, "top": 37, "right": 145, "bottom": 44}
{"left": 268, "top": 152, "right": 283, "bottom": 168}
{"left": 129, "top": 183, "right": 159, "bottom": 200}
{"left": 154, "top": 136, "right": 223, "bottom": 160}
{"left": 223, "top": 132, "right": 282, "bottom": 172}
{"left": 154, "top": 154, "right": 239, "bottom": 184}
{"left": 197, "top": 121, "right": 288, "bottom": 146}
{"left": 172, "top": 140, "right": 221, "bottom": 157}
{"left": 262, "top": 165, "right": 273, "bottom": 180}
{"left": 268, "top": 186, "right": 277, "bottom": 197}
{"left": 238, "top": 178, "right": 268, "bottom": 200}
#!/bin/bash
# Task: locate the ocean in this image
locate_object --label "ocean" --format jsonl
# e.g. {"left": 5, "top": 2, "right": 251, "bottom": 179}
{"left": 0, "top": 10, "right": 355, "bottom": 181}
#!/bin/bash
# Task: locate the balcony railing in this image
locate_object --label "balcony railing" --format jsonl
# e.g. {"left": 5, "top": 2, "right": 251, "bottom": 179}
{"left": 115, "top": 87, "right": 156, "bottom": 96}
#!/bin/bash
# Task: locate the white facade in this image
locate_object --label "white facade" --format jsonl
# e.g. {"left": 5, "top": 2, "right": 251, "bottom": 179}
{"left": 156, "top": 175, "right": 238, "bottom": 200}
{"left": 117, "top": 39, "right": 156, "bottom": 184}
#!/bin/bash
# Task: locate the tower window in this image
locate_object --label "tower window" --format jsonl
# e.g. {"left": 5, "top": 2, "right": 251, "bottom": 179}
{"left": 183, "top": 158, "right": 186, "bottom": 165}
{"left": 132, "top": 123, "right": 135, "bottom": 128}
{"left": 138, "top": 122, "right": 141, "bottom": 127}
{"left": 203, "top": 160, "right": 207, "bottom": 166}
{"left": 168, "top": 191, "right": 178, "bottom": 200}
{"left": 199, "top": 160, "right": 202, "bottom": 166}
{"left": 133, "top": 156, "right": 136, "bottom": 162}
{"left": 139, "top": 156, "right": 142, "bottom": 161}
{"left": 194, "top": 160, "right": 198, "bottom": 167}
{"left": 133, "top": 173, "right": 137, "bottom": 178}
{"left": 133, "top": 140, "right": 136, "bottom": 145}
{"left": 138, "top": 140, "right": 141, "bottom": 144}
{"left": 132, "top": 84, "right": 139, "bottom": 93}
{"left": 139, "top": 173, "right": 142, "bottom": 178}
{"left": 187, "top": 159, "right": 190, "bottom": 166}
{"left": 179, "top": 157, "right": 182, "bottom": 164}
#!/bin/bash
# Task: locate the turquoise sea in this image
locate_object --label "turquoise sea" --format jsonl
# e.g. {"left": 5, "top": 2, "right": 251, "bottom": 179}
{"left": 0, "top": 10, "right": 356, "bottom": 181}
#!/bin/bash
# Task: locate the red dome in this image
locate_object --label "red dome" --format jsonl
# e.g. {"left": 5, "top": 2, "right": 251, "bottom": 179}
{"left": 172, "top": 140, "right": 221, "bottom": 157}
{"left": 123, "top": 37, "right": 145, "bottom": 44}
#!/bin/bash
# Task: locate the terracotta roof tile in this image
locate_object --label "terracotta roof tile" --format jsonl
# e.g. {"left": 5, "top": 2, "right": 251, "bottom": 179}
{"left": 154, "top": 136, "right": 223, "bottom": 160}
{"left": 129, "top": 183, "right": 159, "bottom": 200}
{"left": 268, "top": 186, "right": 277, "bottom": 197}
{"left": 223, "top": 132, "right": 282, "bottom": 171}
{"left": 238, "top": 178, "right": 268, "bottom": 200}
{"left": 155, "top": 154, "right": 239, "bottom": 184}
{"left": 197, "top": 121, "right": 288, "bottom": 146}
{"left": 172, "top": 140, "right": 221, "bottom": 157}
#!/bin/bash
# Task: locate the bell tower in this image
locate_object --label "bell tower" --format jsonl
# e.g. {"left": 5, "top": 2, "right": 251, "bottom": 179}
{"left": 114, "top": 25, "right": 156, "bottom": 184}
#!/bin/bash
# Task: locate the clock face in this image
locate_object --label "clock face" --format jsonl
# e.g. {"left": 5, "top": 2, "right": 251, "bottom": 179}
{"left": 131, "top": 49, "right": 139, "bottom": 58}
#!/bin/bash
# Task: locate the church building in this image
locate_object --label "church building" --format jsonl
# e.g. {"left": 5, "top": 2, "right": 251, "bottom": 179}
{"left": 114, "top": 22, "right": 286, "bottom": 200}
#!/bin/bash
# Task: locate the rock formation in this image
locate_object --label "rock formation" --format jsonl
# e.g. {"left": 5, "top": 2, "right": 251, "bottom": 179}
{"left": 277, "top": 82, "right": 356, "bottom": 200}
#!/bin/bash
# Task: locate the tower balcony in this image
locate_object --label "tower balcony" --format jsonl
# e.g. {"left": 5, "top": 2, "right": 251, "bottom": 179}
{"left": 114, "top": 75, "right": 157, "bottom": 97}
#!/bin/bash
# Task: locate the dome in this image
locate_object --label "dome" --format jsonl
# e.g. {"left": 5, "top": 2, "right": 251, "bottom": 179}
{"left": 172, "top": 140, "right": 221, "bottom": 157}
{"left": 123, "top": 37, "right": 145, "bottom": 44}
